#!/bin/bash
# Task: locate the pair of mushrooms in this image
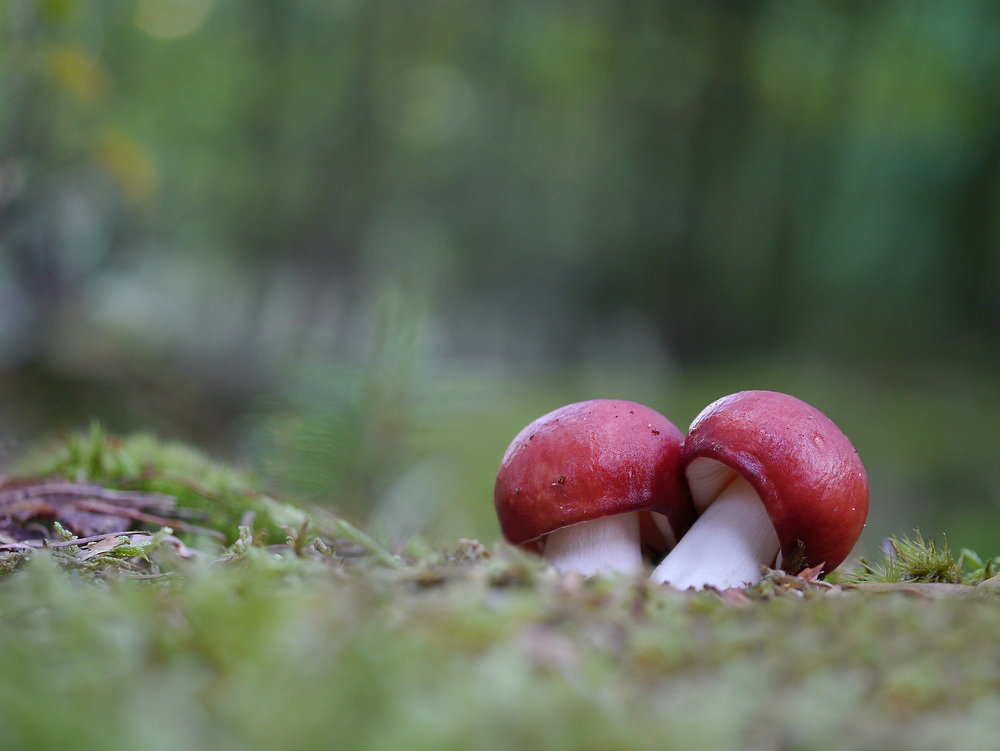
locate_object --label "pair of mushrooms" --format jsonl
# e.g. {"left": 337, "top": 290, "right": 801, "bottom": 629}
{"left": 494, "top": 391, "right": 869, "bottom": 589}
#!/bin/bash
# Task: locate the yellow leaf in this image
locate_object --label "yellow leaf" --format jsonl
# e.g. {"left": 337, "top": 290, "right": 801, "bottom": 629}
{"left": 44, "top": 43, "right": 110, "bottom": 108}
{"left": 93, "top": 127, "right": 159, "bottom": 207}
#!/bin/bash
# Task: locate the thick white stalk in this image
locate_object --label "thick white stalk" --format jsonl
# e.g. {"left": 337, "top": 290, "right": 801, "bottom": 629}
{"left": 650, "top": 476, "right": 780, "bottom": 589}
{"left": 543, "top": 512, "right": 643, "bottom": 576}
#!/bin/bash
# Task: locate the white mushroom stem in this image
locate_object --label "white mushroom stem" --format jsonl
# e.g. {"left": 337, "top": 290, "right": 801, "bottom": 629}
{"left": 542, "top": 512, "right": 643, "bottom": 576}
{"left": 650, "top": 475, "right": 780, "bottom": 589}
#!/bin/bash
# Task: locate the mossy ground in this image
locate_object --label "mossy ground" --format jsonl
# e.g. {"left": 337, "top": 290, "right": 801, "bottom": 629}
{"left": 5, "top": 547, "right": 1000, "bottom": 751}
{"left": 3, "top": 429, "right": 1000, "bottom": 751}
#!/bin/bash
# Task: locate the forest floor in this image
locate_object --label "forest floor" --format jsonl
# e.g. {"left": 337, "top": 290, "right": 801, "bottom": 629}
{"left": 1, "top": 427, "right": 999, "bottom": 751}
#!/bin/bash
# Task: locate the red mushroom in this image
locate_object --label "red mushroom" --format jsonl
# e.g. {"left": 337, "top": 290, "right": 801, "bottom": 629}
{"left": 494, "top": 400, "right": 693, "bottom": 576}
{"left": 650, "top": 390, "right": 869, "bottom": 589}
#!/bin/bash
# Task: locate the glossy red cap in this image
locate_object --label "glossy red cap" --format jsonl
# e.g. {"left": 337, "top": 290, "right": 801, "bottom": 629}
{"left": 494, "top": 400, "right": 693, "bottom": 549}
{"left": 682, "top": 390, "right": 868, "bottom": 574}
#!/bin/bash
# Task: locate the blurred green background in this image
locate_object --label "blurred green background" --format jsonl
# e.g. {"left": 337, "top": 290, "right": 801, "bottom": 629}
{"left": 2, "top": 0, "right": 1000, "bottom": 559}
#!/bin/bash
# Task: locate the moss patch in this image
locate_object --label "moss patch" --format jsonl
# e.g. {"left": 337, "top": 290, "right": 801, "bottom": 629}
{"left": 2, "top": 545, "right": 1000, "bottom": 751}
{"left": 8, "top": 423, "right": 308, "bottom": 545}
{"left": 4, "top": 428, "right": 1000, "bottom": 750}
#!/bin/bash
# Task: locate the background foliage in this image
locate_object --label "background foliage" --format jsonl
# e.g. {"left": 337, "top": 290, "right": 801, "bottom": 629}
{"left": 3, "top": 0, "right": 1000, "bottom": 555}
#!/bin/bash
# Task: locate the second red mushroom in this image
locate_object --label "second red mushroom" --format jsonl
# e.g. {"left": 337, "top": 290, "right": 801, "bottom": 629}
{"left": 650, "top": 390, "right": 869, "bottom": 589}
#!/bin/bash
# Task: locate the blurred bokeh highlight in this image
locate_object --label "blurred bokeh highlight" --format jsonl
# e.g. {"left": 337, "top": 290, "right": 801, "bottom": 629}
{"left": 3, "top": 0, "right": 1000, "bottom": 558}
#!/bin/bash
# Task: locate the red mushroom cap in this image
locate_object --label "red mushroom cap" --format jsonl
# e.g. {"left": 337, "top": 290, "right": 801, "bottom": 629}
{"left": 494, "top": 399, "right": 693, "bottom": 549}
{"left": 682, "top": 390, "right": 868, "bottom": 574}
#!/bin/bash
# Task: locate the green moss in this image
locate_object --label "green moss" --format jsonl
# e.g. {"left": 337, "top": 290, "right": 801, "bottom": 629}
{"left": 2, "top": 543, "right": 1000, "bottom": 751}
{"left": 10, "top": 422, "right": 307, "bottom": 545}
{"left": 7, "top": 430, "right": 1000, "bottom": 750}
{"left": 844, "top": 530, "right": 1000, "bottom": 586}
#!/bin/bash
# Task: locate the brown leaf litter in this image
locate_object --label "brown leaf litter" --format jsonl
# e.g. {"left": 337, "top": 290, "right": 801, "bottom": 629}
{"left": 0, "top": 477, "right": 225, "bottom": 542}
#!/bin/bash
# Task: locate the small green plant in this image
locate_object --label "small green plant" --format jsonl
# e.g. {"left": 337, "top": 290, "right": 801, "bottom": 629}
{"left": 957, "top": 548, "right": 1000, "bottom": 583}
